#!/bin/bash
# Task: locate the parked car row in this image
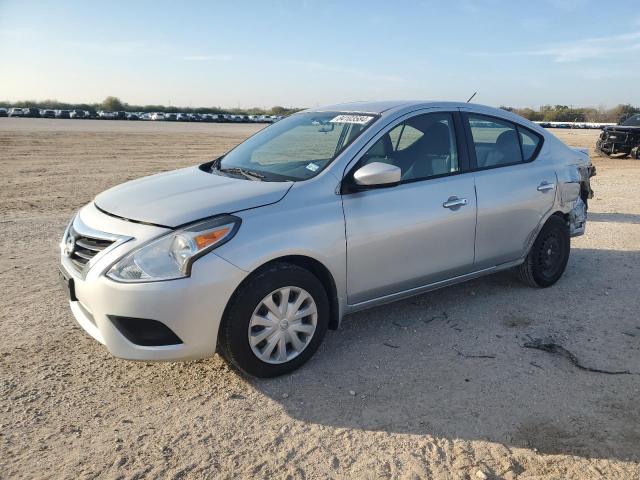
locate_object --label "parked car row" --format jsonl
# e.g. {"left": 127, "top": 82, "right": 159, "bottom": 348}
{"left": 2, "top": 107, "right": 89, "bottom": 119}
{"left": 535, "top": 121, "right": 617, "bottom": 129}
{"left": 132, "top": 112, "right": 282, "bottom": 123}
{"left": 0, "top": 107, "right": 282, "bottom": 123}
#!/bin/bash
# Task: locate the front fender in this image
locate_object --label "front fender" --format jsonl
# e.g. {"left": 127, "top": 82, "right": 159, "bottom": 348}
{"left": 212, "top": 177, "right": 348, "bottom": 321}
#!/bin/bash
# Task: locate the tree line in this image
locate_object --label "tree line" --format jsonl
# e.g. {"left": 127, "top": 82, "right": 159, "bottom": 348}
{"left": 0, "top": 96, "right": 303, "bottom": 117}
{"left": 500, "top": 103, "right": 640, "bottom": 123}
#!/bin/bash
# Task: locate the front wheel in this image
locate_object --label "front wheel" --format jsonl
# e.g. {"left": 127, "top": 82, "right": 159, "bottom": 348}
{"left": 518, "top": 215, "right": 570, "bottom": 288}
{"left": 218, "top": 263, "right": 329, "bottom": 377}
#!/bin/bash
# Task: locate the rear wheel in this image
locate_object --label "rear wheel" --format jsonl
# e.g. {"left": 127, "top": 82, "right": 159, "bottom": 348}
{"left": 218, "top": 263, "right": 329, "bottom": 377}
{"left": 518, "top": 215, "right": 570, "bottom": 288}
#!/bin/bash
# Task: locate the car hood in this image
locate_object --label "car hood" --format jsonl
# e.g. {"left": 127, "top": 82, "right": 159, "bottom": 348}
{"left": 94, "top": 166, "right": 293, "bottom": 228}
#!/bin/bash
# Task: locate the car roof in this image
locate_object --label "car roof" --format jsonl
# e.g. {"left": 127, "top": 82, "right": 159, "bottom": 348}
{"left": 307, "top": 100, "right": 507, "bottom": 116}
{"left": 309, "top": 100, "right": 422, "bottom": 114}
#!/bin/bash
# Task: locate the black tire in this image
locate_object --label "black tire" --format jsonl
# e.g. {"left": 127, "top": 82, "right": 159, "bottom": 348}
{"left": 218, "top": 263, "right": 329, "bottom": 378}
{"left": 518, "top": 215, "right": 570, "bottom": 288}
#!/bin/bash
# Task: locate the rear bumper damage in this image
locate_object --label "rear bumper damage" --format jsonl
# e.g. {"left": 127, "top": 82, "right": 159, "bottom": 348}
{"left": 561, "top": 163, "right": 596, "bottom": 237}
{"left": 568, "top": 196, "right": 587, "bottom": 236}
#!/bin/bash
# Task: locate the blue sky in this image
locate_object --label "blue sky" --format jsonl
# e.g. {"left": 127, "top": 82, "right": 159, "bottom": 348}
{"left": 1, "top": 0, "right": 639, "bottom": 108}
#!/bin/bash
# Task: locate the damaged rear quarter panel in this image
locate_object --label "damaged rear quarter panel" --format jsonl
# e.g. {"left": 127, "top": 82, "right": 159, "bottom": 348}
{"left": 556, "top": 154, "right": 594, "bottom": 237}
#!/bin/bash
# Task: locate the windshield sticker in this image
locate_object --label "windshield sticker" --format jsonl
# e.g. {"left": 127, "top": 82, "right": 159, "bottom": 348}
{"left": 305, "top": 162, "right": 320, "bottom": 172}
{"left": 329, "top": 114, "right": 374, "bottom": 124}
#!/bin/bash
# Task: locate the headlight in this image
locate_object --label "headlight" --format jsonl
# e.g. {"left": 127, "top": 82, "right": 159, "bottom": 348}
{"left": 107, "top": 215, "right": 241, "bottom": 282}
{"left": 60, "top": 214, "right": 76, "bottom": 255}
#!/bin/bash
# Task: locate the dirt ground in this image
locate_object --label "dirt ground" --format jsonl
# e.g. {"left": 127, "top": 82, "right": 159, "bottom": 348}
{"left": 1, "top": 119, "right": 639, "bottom": 480}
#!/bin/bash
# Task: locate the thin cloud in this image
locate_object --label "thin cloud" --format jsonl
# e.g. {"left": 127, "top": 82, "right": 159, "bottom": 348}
{"left": 183, "top": 54, "right": 233, "bottom": 61}
{"left": 470, "top": 31, "right": 640, "bottom": 63}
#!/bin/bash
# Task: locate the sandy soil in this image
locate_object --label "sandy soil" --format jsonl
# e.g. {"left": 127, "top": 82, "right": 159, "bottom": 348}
{"left": 1, "top": 119, "right": 639, "bottom": 479}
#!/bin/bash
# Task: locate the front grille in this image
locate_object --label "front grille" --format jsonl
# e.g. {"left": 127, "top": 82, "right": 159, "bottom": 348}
{"left": 69, "top": 226, "right": 115, "bottom": 271}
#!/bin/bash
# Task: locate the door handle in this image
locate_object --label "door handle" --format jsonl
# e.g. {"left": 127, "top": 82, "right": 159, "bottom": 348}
{"left": 537, "top": 182, "right": 555, "bottom": 192}
{"left": 442, "top": 196, "right": 468, "bottom": 209}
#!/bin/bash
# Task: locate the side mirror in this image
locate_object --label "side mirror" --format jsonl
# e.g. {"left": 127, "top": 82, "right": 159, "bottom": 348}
{"left": 353, "top": 162, "right": 401, "bottom": 187}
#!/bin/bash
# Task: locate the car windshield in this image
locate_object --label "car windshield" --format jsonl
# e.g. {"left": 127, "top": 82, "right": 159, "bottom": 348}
{"left": 216, "top": 111, "right": 378, "bottom": 181}
{"left": 621, "top": 114, "right": 640, "bottom": 127}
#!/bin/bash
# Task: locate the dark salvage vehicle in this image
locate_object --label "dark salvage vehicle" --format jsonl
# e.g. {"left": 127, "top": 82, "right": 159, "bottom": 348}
{"left": 596, "top": 114, "right": 640, "bottom": 159}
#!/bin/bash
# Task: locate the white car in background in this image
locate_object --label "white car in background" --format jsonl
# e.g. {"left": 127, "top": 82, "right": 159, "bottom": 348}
{"left": 151, "top": 112, "right": 166, "bottom": 121}
{"left": 98, "top": 111, "right": 118, "bottom": 120}
{"left": 70, "top": 109, "right": 87, "bottom": 119}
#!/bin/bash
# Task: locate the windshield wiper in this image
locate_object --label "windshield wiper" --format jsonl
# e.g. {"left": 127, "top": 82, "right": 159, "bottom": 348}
{"left": 218, "top": 166, "right": 266, "bottom": 181}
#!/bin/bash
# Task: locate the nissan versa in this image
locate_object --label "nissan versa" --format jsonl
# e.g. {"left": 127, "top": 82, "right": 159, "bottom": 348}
{"left": 59, "top": 101, "right": 595, "bottom": 377}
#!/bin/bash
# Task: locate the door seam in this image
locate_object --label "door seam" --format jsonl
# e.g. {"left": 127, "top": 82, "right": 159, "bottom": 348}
{"left": 473, "top": 181, "right": 478, "bottom": 264}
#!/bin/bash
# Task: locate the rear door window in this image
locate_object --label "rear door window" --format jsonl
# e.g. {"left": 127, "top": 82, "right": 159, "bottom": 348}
{"left": 468, "top": 115, "right": 523, "bottom": 168}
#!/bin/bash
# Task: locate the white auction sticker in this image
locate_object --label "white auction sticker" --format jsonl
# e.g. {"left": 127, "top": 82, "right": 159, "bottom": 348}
{"left": 329, "top": 114, "right": 374, "bottom": 124}
{"left": 305, "top": 162, "right": 320, "bottom": 172}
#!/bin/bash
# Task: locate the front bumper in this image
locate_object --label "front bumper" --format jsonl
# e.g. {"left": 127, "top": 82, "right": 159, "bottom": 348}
{"left": 60, "top": 203, "right": 248, "bottom": 361}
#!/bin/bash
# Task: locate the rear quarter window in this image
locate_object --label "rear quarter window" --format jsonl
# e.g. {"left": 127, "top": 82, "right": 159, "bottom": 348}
{"left": 518, "top": 127, "right": 542, "bottom": 162}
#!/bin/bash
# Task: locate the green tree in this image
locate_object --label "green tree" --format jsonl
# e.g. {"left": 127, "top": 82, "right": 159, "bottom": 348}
{"left": 609, "top": 104, "right": 640, "bottom": 123}
{"left": 270, "top": 106, "right": 288, "bottom": 115}
{"left": 102, "top": 96, "right": 125, "bottom": 112}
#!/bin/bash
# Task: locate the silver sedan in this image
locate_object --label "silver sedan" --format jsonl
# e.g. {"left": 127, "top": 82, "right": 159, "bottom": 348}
{"left": 59, "top": 101, "right": 594, "bottom": 377}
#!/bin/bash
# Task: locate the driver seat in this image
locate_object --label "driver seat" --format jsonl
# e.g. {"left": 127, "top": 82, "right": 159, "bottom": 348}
{"left": 362, "top": 133, "right": 394, "bottom": 165}
{"left": 402, "top": 122, "right": 452, "bottom": 179}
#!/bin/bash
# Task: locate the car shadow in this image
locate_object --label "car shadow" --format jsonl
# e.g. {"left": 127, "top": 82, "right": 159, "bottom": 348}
{"left": 249, "top": 248, "right": 640, "bottom": 462}
{"left": 587, "top": 212, "right": 640, "bottom": 224}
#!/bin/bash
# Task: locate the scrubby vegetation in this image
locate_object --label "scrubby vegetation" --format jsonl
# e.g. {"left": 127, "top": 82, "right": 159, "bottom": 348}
{"left": 500, "top": 104, "right": 640, "bottom": 123}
